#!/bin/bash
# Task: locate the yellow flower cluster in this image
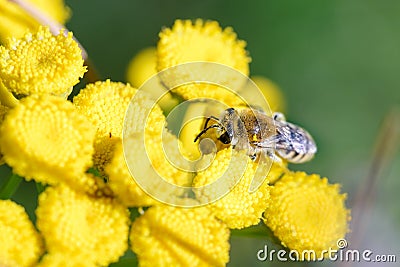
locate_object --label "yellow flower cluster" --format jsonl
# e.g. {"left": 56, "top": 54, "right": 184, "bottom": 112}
{"left": 152, "top": 18, "right": 350, "bottom": 262}
{"left": 105, "top": 141, "right": 157, "bottom": 207}
{"left": 36, "top": 185, "right": 130, "bottom": 266}
{"left": 0, "top": 102, "right": 8, "bottom": 164}
{"left": 0, "top": 27, "right": 134, "bottom": 266}
{"left": 0, "top": 94, "right": 96, "bottom": 190}
{"left": 36, "top": 253, "right": 94, "bottom": 267}
{"left": 74, "top": 80, "right": 138, "bottom": 138}
{"left": 0, "top": 26, "right": 86, "bottom": 96}
{"left": 126, "top": 46, "right": 157, "bottom": 87}
{"left": 106, "top": 132, "right": 192, "bottom": 207}
{"left": 0, "top": 200, "right": 43, "bottom": 267}
{"left": 73, "top": 80, "right": 139, "bottom": 172}
{"left": 0, "top": 15, "right": 351, "bottom": 267}
{"left": 125, "top": 46, "right": 179, "bottom": 113}
{"left": 264, "top": 172, "right": 351, "bottom": 260}
{"left": 157, "top": 19, "right": 250, "bottom": 77}
{"left": 156, "top": 19, "right": 250, "bottom": 106}
{"left": 0, "top": 80, "right": 18, "bottom": 108}
{"left": 0, "top": 0, "right": 70, "bottom": 43}
{"left": 130, "top": 205, "right": 230, "bottom": 267}
{"left": 238, "top": 76, "right": 286, "bottom": 113}
{"left": 194, "top": 148, "right": 272, "bottom": 229}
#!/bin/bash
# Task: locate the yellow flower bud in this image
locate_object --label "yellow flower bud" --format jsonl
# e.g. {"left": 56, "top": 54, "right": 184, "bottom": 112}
{"left": 0, "top": 26, "right": 86, "bottom": 96}
{"left": 0, "top": 95, "right": 96, "bottom": 189}
{"left": 130, "top": 205, "right": 230, "bottom": 267}
{"left": 36, "top": 185, "right": 130, "bottom": 266}
{"left": 0, "top": 200, "right": 44, "bottom": 267}
{"left": 263, "top": 171, "right": 351, "bottom": 260}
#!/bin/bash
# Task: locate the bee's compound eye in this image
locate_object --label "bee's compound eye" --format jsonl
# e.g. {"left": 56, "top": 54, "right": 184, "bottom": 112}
{"left": 226, "top": 108, "right": 235, "bottom": 114}
{"left": 218, "top": 131, "right": 231, "bottom": 144}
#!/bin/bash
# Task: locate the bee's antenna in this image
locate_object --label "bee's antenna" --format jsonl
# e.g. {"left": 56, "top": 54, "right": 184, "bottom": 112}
{"left": 193, "top": 116, "right": 220, "bottom": 142}
{"left": 194, "top": 124, "right": 221, "bottom": 142}
{"left": 203, "top": 116, "right": 219, "bottom": 129}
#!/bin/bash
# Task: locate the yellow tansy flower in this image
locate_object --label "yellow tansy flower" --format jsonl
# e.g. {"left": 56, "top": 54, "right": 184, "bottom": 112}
{"left": 238, "top": 76, "right": 286, "bottom": 113}
{"left": 0, "top": 95, "right": 96, "bottom": 189}
{"left": 125, "top": 46, "right": 179, "bottom": 112}
{"left": 263, "top": 171, "right": 350, "bottom": 260}
{"left": 146, "top": 129, "right": 192, "bottom": 186}
{"left": 157, "top": 19, "right": 250, "bottom": 103}
{"left": 0, "top": 26, "right": 86, "bottom": 96}
{"left": 74, "top": 80, "right": 138, "bottom": 138}
{"left": 73, "top": 80, "right": 137, "bottom": 171}
{"left": 0, "top": 199, "right": 43, "bottom": 267}
{"left": 126, "top": 46, "right": 157, "bottom": 87}
{"left": 0, "top": 102, "right": 8, "bottom": 164}
{"left": 106, "top": 130, "right": 192, "bottom": 207}
{"left": 158, "top": 19, "right": 250, "bottom": 75}
{"left": 123, "top": 86, "right": 166, "bottom": 136}
{"left": 193, "top": 148, "right": 273, "bottom": 229}
{"left": 178, "top": 102, "right": 211, "bottom": 161}
{"left": 130, "top": 205, "right": 230, "bottom": 267}
{"left": 36, "top": 185, "right": 130, "bottom": 266}
{"left": 0, "top": 80, "right": 18, "bottom": 108}
{"left": 0, "top": 0, "right": 70, "bottom": 43}
{"left": 37, "top": 253, "right": 96, "bottom": 267}
{"left": 105, "top": 140, "right": 159, "bottom": 207}
{"left": 124, "top": 90, "right": 192, "bottom": 203}
{"left": 74, "top": 172, "right": 114, "bottom": 198}
{"left": 91, "top": 81, "right": 191, "bottom": 205}
{"left": 266, "top": 162, "right": 288, "bottom": 184}
{"left": 73, "top": 80, "right": 166, "bottom": 172}
{"left": 92, "top": 134, "right": 121, "bottom": 174}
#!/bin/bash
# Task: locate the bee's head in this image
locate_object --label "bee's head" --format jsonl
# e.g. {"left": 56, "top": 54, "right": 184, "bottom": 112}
{"left": 216, "top": 108, "right": 238, "bottom": 144}
{"left": 217, "top": 131, "right": 231, "bottom": 144}
{"left": 194, "top": 108, "right": 236, "bottom": 145}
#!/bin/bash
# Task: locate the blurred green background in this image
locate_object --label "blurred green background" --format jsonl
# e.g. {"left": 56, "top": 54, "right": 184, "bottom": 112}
{"left": 2, "top": 0, "right": 399, "bottom": 266}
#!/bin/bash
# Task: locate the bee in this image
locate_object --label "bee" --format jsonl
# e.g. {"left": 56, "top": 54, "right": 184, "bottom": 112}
{"left": 194, "top": 108, "right": 317, "bottom": 163}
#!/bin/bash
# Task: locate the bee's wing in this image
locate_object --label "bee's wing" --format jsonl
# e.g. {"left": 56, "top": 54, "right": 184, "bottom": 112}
{"left": 248, "top": 152, "right": 273, "bottom": 193}
{"left": 247, "top": 104, "right": 266, "bottom": 113}
{"left": 251, "top": 135, "right": 279, "bottom": 149}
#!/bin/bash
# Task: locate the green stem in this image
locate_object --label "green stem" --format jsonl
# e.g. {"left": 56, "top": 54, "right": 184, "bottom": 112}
{"left": 0, "top": 173, "right": 22, "bottom": 199}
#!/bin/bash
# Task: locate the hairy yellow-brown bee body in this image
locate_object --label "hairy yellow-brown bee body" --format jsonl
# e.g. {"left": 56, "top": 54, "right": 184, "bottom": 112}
{"left": 194, "top": 108, "right": 317, "bottom": 163}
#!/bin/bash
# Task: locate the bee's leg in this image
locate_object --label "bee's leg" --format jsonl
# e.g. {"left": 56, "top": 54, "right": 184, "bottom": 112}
{"left": 246, "top": 144, "right": 259, "bottom": 161}
{"left": 249, "top": 152, "right": 270, "bottom": 192}
{"left": 249, "top": 152, "right": 258, "bottom": 161}
{"left": 265, "top": 149, "right": 282, "bottom": 163}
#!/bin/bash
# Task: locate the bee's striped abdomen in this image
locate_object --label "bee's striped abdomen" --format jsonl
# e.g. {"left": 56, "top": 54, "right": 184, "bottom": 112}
{"left": 274, "top": 121, "right": 317, "bottom": 163}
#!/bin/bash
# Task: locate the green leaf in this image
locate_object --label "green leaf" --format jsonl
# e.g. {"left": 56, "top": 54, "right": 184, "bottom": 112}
{"left": 129, "top": 207, "right": 148, "bottom": 221}
{"left": 109, "top": 258, "right": 138, "bottom": 267}
{"left": 0, "top": 173, "right": 23, "bottom": 199}
{"left": 110, "top": 250, "right": 138, "bottom": 267}
{"left": 231, "top": 223, "right": 283, "bottom": 247}
{"left": 87, "top": 167, "right": 102, "bottom": 177}
{"left": 35, "top": 182, "right": 46, "bottom": 194}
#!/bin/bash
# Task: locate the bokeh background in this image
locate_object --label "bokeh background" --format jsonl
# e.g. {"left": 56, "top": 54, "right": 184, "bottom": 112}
{"left": 2, "top": 0, "right": 399, "bottom": 266}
